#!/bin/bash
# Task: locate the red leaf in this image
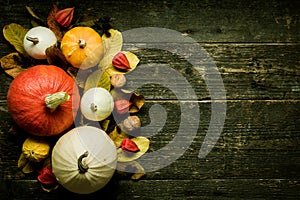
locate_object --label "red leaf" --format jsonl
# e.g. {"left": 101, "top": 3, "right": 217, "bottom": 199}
{"left": 121, "top": 138, "right": 140, "bottom": 153}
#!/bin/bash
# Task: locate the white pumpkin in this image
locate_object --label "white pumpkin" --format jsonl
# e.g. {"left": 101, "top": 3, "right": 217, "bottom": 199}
{"left": 51, "top": 126, "right": 117, "bottom": 194}
{"left": 80, "top": 87, "right": 114, "bottom": 121}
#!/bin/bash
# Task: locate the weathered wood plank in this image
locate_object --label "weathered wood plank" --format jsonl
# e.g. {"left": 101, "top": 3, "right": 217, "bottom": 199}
{"left": 1, "top": 179, "right": 299, "bottom": 200}
{"left": 1, "top": 0, "right": 299, "bottom": 42}
{"left": 1, "top": 100, "right": 299, "bottom": 181}
{"left": 1, "top": 44, "right": 300, "bottom": 100}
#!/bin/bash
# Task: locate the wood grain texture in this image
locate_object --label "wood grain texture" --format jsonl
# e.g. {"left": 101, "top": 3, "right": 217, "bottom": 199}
{"left": 0, "top": 0, "right": 300, "bottom": 199}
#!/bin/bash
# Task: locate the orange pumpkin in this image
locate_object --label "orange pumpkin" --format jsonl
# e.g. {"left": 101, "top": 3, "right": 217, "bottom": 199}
{"left": 60, "top": 27, "right": 104, "bottom": 69}
{"left": 7, "top": 65, "right": 80, "bottom": 136}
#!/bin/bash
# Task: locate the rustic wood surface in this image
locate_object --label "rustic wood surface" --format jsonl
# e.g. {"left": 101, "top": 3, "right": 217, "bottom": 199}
{"left": 1, "top": 0, "right": 300, "bottom": 199}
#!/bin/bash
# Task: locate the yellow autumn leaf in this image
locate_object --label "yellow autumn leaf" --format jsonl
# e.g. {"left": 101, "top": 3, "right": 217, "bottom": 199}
{"left": 3, "top": 23, "right": 28, "bottom": 56}
{"left": 109, "top": 126, "right": 128, "bottom": 147}
{"left": 117, "top": 136, "right": 150, "bottom": 162}
{"left": 84, "top": 68, "right": 111, "bottom": 92}
{"left": 99, "top": 29, "right": 123, "bottom": 69}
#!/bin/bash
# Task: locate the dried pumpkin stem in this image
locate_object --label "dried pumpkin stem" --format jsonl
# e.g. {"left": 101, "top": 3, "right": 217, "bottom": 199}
{"left": 78, "top": 39, "right": 86, "bottom": 49}
{"left": 90, "top": 103, "right": 98, "bottom": 112}
{"left": 26, "top": 36, "right": 39, "bottom": 45}
{"left": 45, "top": 92, "right": 70, "bottom": 111}
{"left": 78, "top": 151, "right": 89, "bottom": 173}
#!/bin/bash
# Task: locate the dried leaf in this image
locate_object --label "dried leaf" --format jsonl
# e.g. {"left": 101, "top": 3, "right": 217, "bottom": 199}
{"left": 99, "top": 29, "right": 123, "bottom": 69}
{"left": 41, "top": 184, "right": 59, "bottom": 192}
{"left": 0, "top": 52, "right": 27, "bottom": 78}
{"left": 25, "top": 6, "right": 42, "bottom": 21}
{"left": 117, "top": 137, "right": 150, "bottom": 162}
{"left": 84, "top": 68, "right": 111, "bottom": 92}
{"left": 45, "top": 45, "right": 68, "bottom": 69}
{"left": 129, "top": 93, "right": 145, "bottom": 113}
{"left": 25, "top": 6, "right": 45, "bottom": 26}
{"left": 116, "top": 161, "right": 146, "bottom": 180}
{"left": 18, "top": 153, "right": 34, "bottom": 174}
{"left": 101, "top": 119, "right": 110, "bottom": 132}
{"left": 106, "top": 51, "right": 139, "bottom": 75}
{"left": 3, "top": 23, "right": 28, "bottom": 56}
{"left": 74, "top": 14, "right": 99, "bottom": 27}
{"left": 109, "top": 126, "right": 128, "bottom": 148}
{"left": 18, "top": 153, "right": 28, "bottom": 169}
{"left": 47, "top": 4, "right": 64, "bottom": 41}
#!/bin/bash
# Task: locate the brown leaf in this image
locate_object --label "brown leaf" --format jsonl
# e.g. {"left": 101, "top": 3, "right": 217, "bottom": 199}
{"left": 74, "top": 14, "right": 99, "bottom": 27}
{"left": 47, "top": 4, "right": 64, "bottom": 41}
{"left": 0, "top": 52, "right": 27, "bottom": 78}
{"left": 25, "top": 6, "right": 45, "bottom": 26}
{"left": 45, "top": 45, "right": 68, "bottom": 70}
{"left": 129, "top": 93, "right": 145, "bottom": 113}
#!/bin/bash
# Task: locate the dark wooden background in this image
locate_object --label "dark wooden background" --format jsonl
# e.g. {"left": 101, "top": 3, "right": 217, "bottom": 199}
{"left": 1, "top": 0, "right": 300, "bottom": 199}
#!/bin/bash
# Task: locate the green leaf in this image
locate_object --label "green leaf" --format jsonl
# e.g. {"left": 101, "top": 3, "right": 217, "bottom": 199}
{"left": 3, "top": 23, "right": 28, "bottom": 56}
{"left": 84, "top": 68, "right": 111, "bottom": 92}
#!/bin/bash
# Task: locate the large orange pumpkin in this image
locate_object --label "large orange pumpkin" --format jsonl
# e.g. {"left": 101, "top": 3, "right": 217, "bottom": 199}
{"left": 7, "top": 65, "right": 80, "bottom": 136}
{"left": 60, "top": 27, "right": 104, "bottom": 69}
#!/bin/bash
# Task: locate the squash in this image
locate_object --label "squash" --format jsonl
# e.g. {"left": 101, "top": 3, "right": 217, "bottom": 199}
{"left": 23, "top": 26, "right": 57, "bottom": 59}
{"left": 51, "top": 126, "right": 117, "bottom": 194}
{"left": 22, "top": 136, "right": 51, "bottom": 162}
{"left": 60, "top": 27, "right": 104, "bottom": 69}
{"left": 7, "top": 65, "right": 80, "bottom": 136}
{"left": 80, "top": 87, "right": 114, "bottom": 121}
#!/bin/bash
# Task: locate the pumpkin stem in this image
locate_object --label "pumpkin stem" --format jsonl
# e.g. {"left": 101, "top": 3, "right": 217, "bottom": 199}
{"left": 78, "top": 151, "right": 89, "bottom": 173}
{"left": 26, "top": 36, "right": 39, "bottom": 45}
{"left": 45, "top": 92, "right": 70, "bottom": 111}
{"left": 78, "top": 39, "right": 86, "bottom": 49}
{"left": 90, "top": 103, "right": 98, "bottom": 112}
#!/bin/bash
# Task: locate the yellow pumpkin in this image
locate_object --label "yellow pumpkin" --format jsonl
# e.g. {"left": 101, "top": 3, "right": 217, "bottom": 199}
{"left": 22, "top": 137, "right": 51, "bottom": 162}
{"left": 60, "top": 27, "right": 104, "bottom": 69}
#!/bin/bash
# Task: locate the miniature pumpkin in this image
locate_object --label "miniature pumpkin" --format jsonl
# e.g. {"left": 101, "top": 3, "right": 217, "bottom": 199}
{"left": 60, "top": 27, "right": 104, "bottom": 69}
{"left": 7, "top": 65, "right": 80, "bottom": 136}
{"left": 22, "top": 136, "right": 51, "bottom": 162}
{"left": 51, "top": 126, "right": 117, "bottom": 194}
{"left": 80, "top": 87, "right": 114, "bottom": 121}
{"left": 23, "top": 26, "right": 57, "bottom": 59}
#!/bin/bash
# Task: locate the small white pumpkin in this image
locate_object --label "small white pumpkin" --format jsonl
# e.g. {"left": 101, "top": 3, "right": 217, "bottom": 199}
{"left": 51, "top": 126, "right": 117, "bottom": 194}
{"left": 23, "top": 26, "right": 57, "bottom": 59}
{"left": 80, "top": 87, "right": 114, "bottom": 121}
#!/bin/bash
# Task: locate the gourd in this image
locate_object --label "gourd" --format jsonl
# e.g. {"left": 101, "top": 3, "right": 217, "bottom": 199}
{"left": 22, "top": 136, "right": 51, "bottom": 162}
{"left": 51, "top": 126, "right": 117, "bottom": 194}
{"left": 80, "top": 87, "right": 114, "bottom": 121}
{"left": 23, "top": 26, "right": 57, "bottom": 59}
{"left": 6, "top": 65, "right": 80, "bottom": 136}
{"left": 60, "top": 27, "right": 104, "bottom": 69}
